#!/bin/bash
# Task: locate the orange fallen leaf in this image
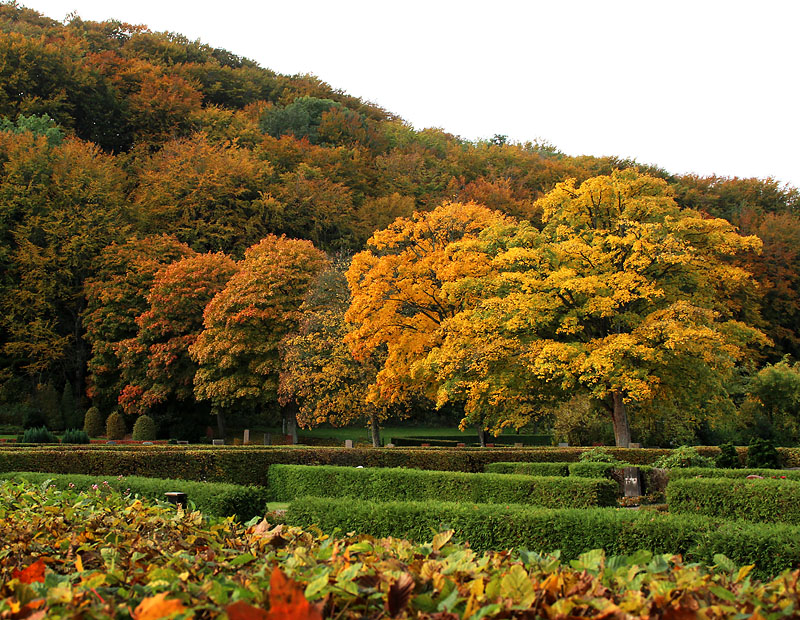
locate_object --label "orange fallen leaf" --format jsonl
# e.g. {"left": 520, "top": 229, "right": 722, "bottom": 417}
{"left": 12, "top": 559, "right": 46, "bottom": 584}
{"left": 267, "top": 566, "right": 322, "bottom": 620}
{"left": 226, "top": 601, "right": 270, "bottom": 620}
{"left": 132, "top": 592, "right": 188, "bottom": 620}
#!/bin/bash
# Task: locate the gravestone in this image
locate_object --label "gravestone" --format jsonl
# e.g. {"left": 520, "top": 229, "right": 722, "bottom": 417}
{"left": 630, "top": 442, "right": 641, "bottom": 449}
{"left": 212, "top": 439, "right": 224, "bottom": 446}
{"left": 558, "top": 442, "right": 569, "bottom": 447}
{"left": 142, "top": 441, "right": 153, "bottom": 445}
{"left": 345, "top": 439, "right": 353, "bottom": 448}
{"left": 264, "top": 433, "right": 271, "bottom": 446}
{"left": 243, "top": 429, "right": 250, "bottom": 444}
{"left": 623, "top": 466, "right": 642, "bottom": 497}
{"left": 164, "top": 492, "right": 187, "bottom": 508}
{"left": 514, "top": 442, "right": 523, "bottom": 448}
{"left": 177, "top": 440, "right": 188, "bottom": 445}
{"left": 385, "top": 443, "right": 395, "bottom": 448}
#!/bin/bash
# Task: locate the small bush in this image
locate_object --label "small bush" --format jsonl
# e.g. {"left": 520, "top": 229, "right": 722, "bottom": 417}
{"left": 20, "top": 426, "right": 58, "bottom": 443}
{"left": 268, "top": 465, "right": 618, "bottom": 508}
{"left": 568, "top": 462, "right": 618, "bottom": 478}
{"left": 105, "top": 411, "right": 126, "bottom": 440}
{"left": 61, "top": 428, "right": 90, "bottom": 444}
{"left": 578, "top": 447, "right": 623, "bottom": 464}
{"left": 653, "top": 445, "right": 713, "bottom": 469}
{"left": 715, "top": 443, "right": 741, "bottom": 468}
{"left": 667, "top": 477, "right": 800, "bottom": 525}
{"left": 83, "top": 407, "right": 104, "bottom": 437}
{"left": 132, "top": 415, "right": 157, "bottom": 441}
{"left": 747, "top": 438, "right": 781, "bottom": 469}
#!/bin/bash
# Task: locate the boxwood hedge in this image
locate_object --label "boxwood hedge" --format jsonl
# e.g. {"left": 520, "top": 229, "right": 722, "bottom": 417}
{"left": 286, "top": 496, "right": 800, "bottom": 578}
{"left": 268, "top": 465, "right": 618, "bottom": 507}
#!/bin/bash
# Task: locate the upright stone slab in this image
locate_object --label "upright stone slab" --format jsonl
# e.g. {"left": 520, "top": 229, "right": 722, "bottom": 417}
{"left": 345, "top": 439, "right": 353, "bottom": 448}
{"left": 264, "top": 433, "right": 271, "bottom": 446}
{"left": 630, "top": 442, "right": 641, "bottom": 449}
{"left": 623, "top": 466, "right": 642, "bottom": 497}
{"left": 558, "top": 442, "right": 569, "bottom": 448}
{"left": 243, "top": 429, "right": 250, "bottom": 444}
{"left": 514, "top": 442, "right": 523, "bottom": 448}
{"left": 212, "top": 439, "right": 224, "bottom": 446}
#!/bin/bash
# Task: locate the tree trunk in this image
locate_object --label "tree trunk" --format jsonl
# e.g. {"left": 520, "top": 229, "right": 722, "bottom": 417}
{"left": 611, "top": 391, "right": 631, "bottom": 447}
{"left": 216, "top": 411, "right": 226, "bottom": 439}
{"left": 370, "top": 412, "right": 381, "bottom": 448}
{"left": 477, "top": 427, "right": 488, "bottom": 447}
{"left": 285, "top": 409, "right": 298, "bottom": 444}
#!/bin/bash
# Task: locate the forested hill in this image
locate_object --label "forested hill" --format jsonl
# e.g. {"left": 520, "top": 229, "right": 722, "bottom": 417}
{"left": 0, "top": 2, "right": 798, "bottom": 421}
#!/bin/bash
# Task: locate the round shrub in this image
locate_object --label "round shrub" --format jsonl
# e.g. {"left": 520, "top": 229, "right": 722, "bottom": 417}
{"left": 83, "top": 407, "right": 104, "bottom": 437}
{"left": 61, "top": 428, "right": 90, "bottom": 444}
{"left": 653, "top": 445, "right": 714, "bottom": 469}
{"left": 715, "top": 442, "right": 741, "bottom": 468}
{"left": 132, "top": 415, "right": 157, "bottom": 441}
{"left": 105, "top": 411, "right": 127, "bottom": 440}
{"left": 20, "top": 426, "right": 58, "bottom": 443}
{"left": 747, "top": 438, "right": 781, "bottom": 469}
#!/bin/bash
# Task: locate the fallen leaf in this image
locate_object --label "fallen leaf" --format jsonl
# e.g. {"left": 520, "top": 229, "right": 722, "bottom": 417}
{"left": 13, "top": 559, "right": 46, "bottom": 584}
{"left": 132, "top": 592, "right": 188, "bottom": 620}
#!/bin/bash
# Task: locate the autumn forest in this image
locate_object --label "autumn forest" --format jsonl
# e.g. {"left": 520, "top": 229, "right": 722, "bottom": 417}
{"left": 1, "top": 3, "right": 799, "bottom": 447}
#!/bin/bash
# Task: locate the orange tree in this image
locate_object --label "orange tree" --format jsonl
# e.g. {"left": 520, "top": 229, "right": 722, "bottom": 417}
{"left": 117, "top": 252, "right": 237, "bottom": 437}
{"left": 345, "top": 202, "right": 514, "bottom": 442}
{"left": 83, "top": 236, "right": 194, "bottom": 411}
{"left": 190, "top": 235, "right": 327, "bottom": 437}
{"left": 426, "top": 170, "right": 767, "bottom": 446}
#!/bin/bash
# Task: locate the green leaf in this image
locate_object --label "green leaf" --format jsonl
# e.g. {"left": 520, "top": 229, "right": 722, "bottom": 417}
{"left": 229, "top": 553, "right": 256, "bottom": 566}
{"left": 304, "top": 572, "right": 330, "bottom": 599}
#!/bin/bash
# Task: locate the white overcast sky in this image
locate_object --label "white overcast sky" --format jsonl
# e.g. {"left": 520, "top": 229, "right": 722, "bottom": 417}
{"left": 17, "top": 0, "right": 800, "bottom": 188}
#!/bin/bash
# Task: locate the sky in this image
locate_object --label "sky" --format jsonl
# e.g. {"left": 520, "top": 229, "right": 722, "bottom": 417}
{"left": 15, "top": 0, "right": 800, "bottom": 188}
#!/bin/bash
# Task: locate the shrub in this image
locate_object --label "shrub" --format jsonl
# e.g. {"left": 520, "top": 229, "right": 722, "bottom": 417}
{"left": 653, "top": 445, "right": 713, "bottom": 469}
{"left": 0, "top": 446, "right": 797, "bottom": 487}
{"left": 578, "top": 447, "right": 623, "bottom": 464}
{"left": 83, "top": 407, "right": 105, "bottom": 437}
{"left": 747, "top": 438, "right": 781, "bottom": 469}
{"left": 19, "top": 426, "right": 58, "bottom": 443}
{"left": 568, "top": 462, "right": 618, "bottom": 478}
{"left": 61, "top": 428, "right": 90, "bottom": 444}
{"left": 267, "top": 465, "right": 618, "bottom": 508}
{"left": 1, "top": 472, "right": 269, "bottom": 520}
{"left": 715, "top": 443, "right": 741, "bottom": 468}
{"left": 667, "top": 477, "right": 800, "bottom": 525}
{"left": 105, "top": 411, "right": 127, "bottom": 440}
{"left": 669, "top": 467, "right": 800, "bottom": 482}
{"left": 286, "top": 496, "right": 800, "bottom": 578}
{"left": 132, "top": 415, "right": 157, "bottom": 441}
{"left": 484, "top": 462, "right": 569, "bottom": 476}
{"left": 22, "top": 407, "right": 46, "bottom": 430}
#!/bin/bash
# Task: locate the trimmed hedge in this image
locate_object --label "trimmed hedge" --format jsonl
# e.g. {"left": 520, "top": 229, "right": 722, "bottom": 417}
{"left": 669, "top": 466, "right": 800, "bottom": 482}
{"left": 286, "top": 496, "right": 800, "bottom": 579}
{"left": 268, "top": 465, "right": 617, "bottom": 507}
{"left": 667, "top": 477, "right": 800, "bottom": 525}
{"left": 485, "top": 462, "right": 569, "bottom": 476}
{"left": 390, "top": 434, "right": 552, "bottom": 447}
{"left": 1, "top": 446, "right": 799, "bottom": 486}
{"left": 0, "top": 471, "right": 269, "bottom": 519}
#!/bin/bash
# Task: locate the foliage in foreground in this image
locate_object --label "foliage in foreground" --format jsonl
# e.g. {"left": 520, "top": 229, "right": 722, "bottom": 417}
{"left": 2, "top": 481, "right": 800, "bottom": 619}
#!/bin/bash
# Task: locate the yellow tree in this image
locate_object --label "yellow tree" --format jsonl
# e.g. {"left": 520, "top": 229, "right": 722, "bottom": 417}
{"left": 280, "top": 262, "right": 403, "bottom": 447}
{"left": 428, "top": 170, "right": 767, "bottom": 446}
{"left": 345, "top": 202, "right": 514, "bottom": 442}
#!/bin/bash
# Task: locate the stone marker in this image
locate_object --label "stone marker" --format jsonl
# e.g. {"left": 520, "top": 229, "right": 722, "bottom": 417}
{"left": 164, "top": 492, "right": 187, "bottom": 508}
{"left": 630, "top": 442, "right": 641, "bottom": 449}
{"left": 212, "top": 439, "right": 224, "bottom": 446}
{"left": 243, "top": 429, "right": 250, "bottom": 444}
{"left": 264, "top": 433, "right": 271, "bottom": 446}
{"left": 142, "top": 441, "right": 153, "bottom": 445}
{"left": 558, "top": 442, "right": 569, "bottom": 447}
{"left": 345, "top": 439, "right": 353, "bottom": 448}
{"left": 514, "top": 442, "right": 523, "bottom": 448}
{"left": 106, "top": 440, "right": 116, "bottom": 445}
{"left": 623, "top": 466, "right": 642, "bottom": 497}
{"left": 177, "top": 440, "right": 188, "bottom": 445}
{"left": 385, "top": 443, "right": 395, "bottom": 448}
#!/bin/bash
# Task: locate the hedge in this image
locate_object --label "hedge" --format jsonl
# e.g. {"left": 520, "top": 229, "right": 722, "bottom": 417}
{"left": 268, "top": 465, "right": 618, "bottom": 508}
{"left": 669, "top": 467, "right": 800, "bottom": 482}
{"left": 667, "top": 477, "right": 800, "bottom": 525}
{"left": 286, "top": 496, "right": 800, "bottom": 579}
{"left": 390, "top": 434, "right": 552, "bottom": 447}
{"left": 0, "top": 471, "right": 269, "bottom": 519}
{"left": 485, "top": 462, "right": 569, "bottom": 476}
{"left": 1, "top": 446, "right": 799, "bottom": 486}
